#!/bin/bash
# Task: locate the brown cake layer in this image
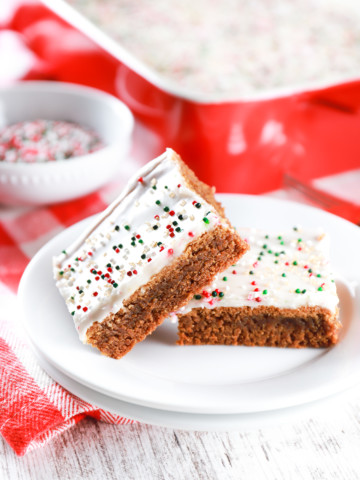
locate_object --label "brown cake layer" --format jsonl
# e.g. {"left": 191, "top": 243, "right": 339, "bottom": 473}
{"left": 87, "top": 225, "right": 248, "bottom": 358}
{"left": 177, "top": 306, "right": 341, "bottom": 348}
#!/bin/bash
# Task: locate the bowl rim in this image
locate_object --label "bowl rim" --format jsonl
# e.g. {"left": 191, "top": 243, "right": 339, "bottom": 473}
{"left": 0, "top": 80, "right": 134, "bottom": 169}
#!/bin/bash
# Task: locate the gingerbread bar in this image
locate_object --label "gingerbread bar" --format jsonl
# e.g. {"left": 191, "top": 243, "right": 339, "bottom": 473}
{"left": 54, "top": 149, "right": 248, "bottom": 358}
{"left": 177, "top": 227, "right": 340, "bottom": 348}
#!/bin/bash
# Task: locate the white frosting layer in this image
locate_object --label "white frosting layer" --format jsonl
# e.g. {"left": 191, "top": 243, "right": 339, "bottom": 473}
{"left": 179, "top": 227, "right": 339, "bottom": 314}
{"left": 54, "top": 149, "right": 224, "bottom": 341}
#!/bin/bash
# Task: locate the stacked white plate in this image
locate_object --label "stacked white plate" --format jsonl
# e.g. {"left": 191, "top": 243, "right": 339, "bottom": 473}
{"left": 18, "top": 195, "right": 360, "bottom": 430}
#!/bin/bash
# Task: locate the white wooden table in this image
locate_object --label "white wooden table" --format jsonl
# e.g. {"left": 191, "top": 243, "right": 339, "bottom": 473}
{"left": 2, "top": 386, "right": 360, "bottom": 480}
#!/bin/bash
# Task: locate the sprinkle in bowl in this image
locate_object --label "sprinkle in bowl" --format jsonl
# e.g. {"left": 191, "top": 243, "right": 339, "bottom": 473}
{"left": 0, "top": 81, "right": 134, "bottom": 205}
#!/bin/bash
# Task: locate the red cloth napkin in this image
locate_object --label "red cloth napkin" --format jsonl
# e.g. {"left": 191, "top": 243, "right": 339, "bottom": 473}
{"left": 0, "top": 185, "right": 135, "bottom": 457}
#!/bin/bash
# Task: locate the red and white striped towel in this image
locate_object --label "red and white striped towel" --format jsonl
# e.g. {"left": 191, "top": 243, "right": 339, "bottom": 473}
{"left": 0, "top": 184, "right": 135, "bottom": 456}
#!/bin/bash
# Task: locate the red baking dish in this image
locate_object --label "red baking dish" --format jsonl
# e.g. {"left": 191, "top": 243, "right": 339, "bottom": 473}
{"left": 20, "top": 1, "right": 360, "bottom": 192}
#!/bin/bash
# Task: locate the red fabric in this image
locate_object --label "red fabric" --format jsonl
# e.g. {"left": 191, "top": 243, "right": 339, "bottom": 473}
{"left": 0, "top": 187, "right": 134, "bottom": 456}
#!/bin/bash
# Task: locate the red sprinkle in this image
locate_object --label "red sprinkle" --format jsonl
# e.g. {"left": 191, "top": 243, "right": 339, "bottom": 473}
{"left": 192, "top": 201, "right": 197, "bottom": 205}
{"left": 255, "top": 297, "right": 262, "bottom": 303}
{"left": 166, "top": 225, "right": 171, "bottom": 229}
{"left": 177, "top": 184, "right": 181, "bottom": 188}
{"left": 154, "top": 215, "right": 160, "bottom": 220}
{"left": 107, "top": 279, "right": 112, "bottom": 284}
{"left": 232, "top": 270, "right": 237, "bottom": 274}
{"left": 168, "top": 248, "right": 174, "bottom": 255}
{"left": 104, "top": 273, "right": 110, "bottom": 278}
{"left": 160, "top": 246, "right": 165, "bottom": 252}
{"left": 285, "top": 262, "right": 289, "bottom": 266}
{"left": 136, "top": 234, "right": 141, "bottom": 239}
{"left": 170, "top": 233, "right": 175, "bottom": 238}
{"left": 93, "top": 292, "right": 98, "bottom": 297}
{"left": 169, "top": 210, "right": 175, "bottom": 216}
{"left": 304, "top": 265, "right": 308, "bottom": 269}
{"left": 138, "top": 177, "right": 143, "bottom": 183}
{"left": 148, "top": 258, "right": 152, "bottom": 262}
{"left": 76, "top": 286, "right": 80, "bottom": 290}
{"left": 115, "top": 248, "right": 120, "bottom": 253}
{"left": 83, "top": 307, "right": 88, "bottom": 312}
{"left": 88, "top": 252, "right": 93, "bottom": 256}
{"left": 95, "top": 276, "right": 100, "bottom": 281}
{"left": 251, "top": 281, "right": 256, "bottom": 285}
{"left": 202, "top": 290, "right": 210, "bottom": 298}
{"left": 188, "top": 232, "right": 194, "bottom": 237}
{"left": 254, "top": 288, "right": 259, "bottom": 292}
{"left": 97, "top": 271, "right": 102, "bottom": 275}
{"left": 253, "top": 262, "right": 258, "bottom": 268}
{"left": 133, "top": 270, "right": 138, "bottom": 275}
{"left": 77, "top": 305, "right": 81, "bottom": 310}
{"left": 127, "top": 271, "right": 132, "bottom": 277}
{"left": 298, "top": 247, "right": 302, "bottom": 251}
{"left": 107, "top": 267, "right": 113, "bottom": 273}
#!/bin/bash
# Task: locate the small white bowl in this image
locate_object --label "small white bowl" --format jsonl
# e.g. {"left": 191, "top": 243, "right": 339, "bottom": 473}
{"left": 0, "top": 81, "right": 134, "bottom": 205}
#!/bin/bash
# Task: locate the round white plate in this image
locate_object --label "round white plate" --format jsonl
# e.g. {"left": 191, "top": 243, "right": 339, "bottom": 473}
{"left": 19, "top": 194, "right": 360, "bottom": 414}
{"left": 31, "top": 343, "right": 359, "bottom": 432}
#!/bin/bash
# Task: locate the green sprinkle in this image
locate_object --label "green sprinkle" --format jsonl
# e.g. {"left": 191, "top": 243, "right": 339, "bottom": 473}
{"left": 70, "top": 268, "right": 75, "bottom": 272}
{"left": 318, "top": 287, "right": 323, "bottom": 291}
{"left": 62, "top": 250, "right": 66, "bottom": 254}
{"left": 211, "top": 291, "right": 218, "bottom": 297}
{"left": 194, "top": 294, "right": 202, "bottom": 300}
{"left": 172, "top": 221, "right": 178, "bottom": 226}
{"left": 257, "top": 257, "right": 262, "bottom": 261}
{"left": 274, "top": 260, "right": 279, "bottom": 264}
{"left": 175, "top": 227, "right": 181, "bottom": 232}
{"left": 164, "top": 206, "right": 170, "bottom": 212}
{"left": 263, "top": 244, "right": 267, "bottom": 249}
{"left": 267, "top": 250, "right": 272, "bottom": 254}
{"left": 112, "top": 246, "right": 117, "bottom": 250}
{"left": 131, "top": 241, "right": 136, "bottom": 246}
{"left": 153, "top": 225, "right": 159, "bottom": 230}
{"left": 101, "top": 275, "right": 105, "bottom": 279}
{"left": 317, "top": 274, "right": 321, "bottom": 278}
{"left": 165, "top": 185, "right": 168, "bottom": 189}
{"left": 293, "top": 226, "right": 298, "bottom": 231}
{"left": 275, "top": 252, "right": 280, "bottom": 257}
{"left": 156, "top": 200, "right": 161, "bottom": 205}
{"left": 157, "top": 242, "right": 162, "bottom": 246}
{"left": 293, "top": 261, "right": 298, "bottom": 266}
{"left": 106, "top": 263, "right": 111, "bottom": 268}
{"left": 302, "top": 289, "right": 306, "bottom": 294}
{"left": 79, "top": 290, "right": 83, "bottom": 294}
{"left": 59, "top": 271, "right": 64, "bottom": 275}
{"left": 115, "top": 225, "right": 120, "bottom": 231}
{"left": 282, "top": 273, "right": 286, "bottom": 277}
{"left": 331, "top": 279, "right": 335, "bottom": 283}
{"left": 295, "top": 288, "right": 301, "bottom": 294}
{"left": 118, "top": 244, "right": 123, "bottom": 249}
{"left": 139, "top": 239, "right": 144, "bottom": 244}
{"left": 308, "top": 268, "right": 313, "bottom": 273}
{"left": 265, "top": 235, "right": 269, "bottom": 239}
{"left": 195, "top": 202, "right": 201, "bottom": 208}
{"left": 298, "top": 238, "right": 302, "bottom": 243}
{"left": 178, "top": 215, "right": 184, "bottom": 220}
{"left": 71, "top": 311, "right": 75, "bottom": 316}
{"left": 249, "top": 270, "right": 254, "bottom": 275}
{"left": 131, "top": 236, "right": 135, "bottom": 241}
{"left": 152, "top": 186, "right": 157, "bottom": 190}
{"left": 75, "top": 257, "right": 79, "bottom": 261}
{"left": 71, "top": 296, "right": 74, "bottom": 300}
{"left": 277, "top": 236, "right": 282, "bottom": 240}
{"left": 203, "top": 217, "right": 210, "bottom": 224}
{"left": 280, "top": 241, "right": 284, "bottom": 245}
{"left": 260, "top": 251, "right": 264, "bottom": 256}
{"left": 223, "top": 276, "right": 228, "bottom": 281}
{"left": 115, "top": 266, "right": 120, "bottom": 270}
{"left": 124, "top": 225, "right": 130, "bottom": 231}
{"left": 113, "top": 283, "right": 118, "bottom": 288}
{"left": 219, "top": 292, "right": 224, "bottom": 298}
{"left": 141, "top": 254, "right": 146, "bottom": 260}
{"left": 262, "top": 290, "right": 268, "bottom": 295}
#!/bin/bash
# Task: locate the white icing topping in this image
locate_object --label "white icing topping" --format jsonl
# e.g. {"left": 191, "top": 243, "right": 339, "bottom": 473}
{"left": 53, "top": 148, "right": 225, "bottom": 341}
{"left": 180, "top": 227, "right": 339, "bottom": 314}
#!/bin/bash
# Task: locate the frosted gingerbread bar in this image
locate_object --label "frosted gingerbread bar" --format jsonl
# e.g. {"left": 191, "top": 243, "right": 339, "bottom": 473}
{"left": 54, "top": 148, "right": 249, "bottom": 358}
{"left": 177, "top": 227, "right": 340, "bottom": 348}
